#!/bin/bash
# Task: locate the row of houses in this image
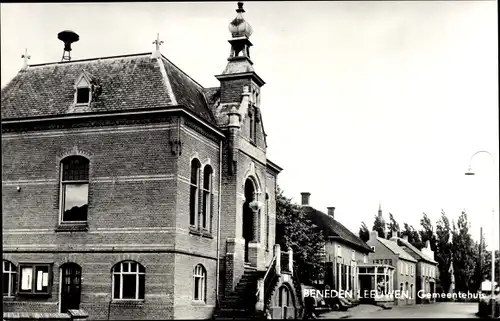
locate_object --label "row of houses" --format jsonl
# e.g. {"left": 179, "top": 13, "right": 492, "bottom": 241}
{"left": 299, "top": 192, "right": 439, "bottom": 309}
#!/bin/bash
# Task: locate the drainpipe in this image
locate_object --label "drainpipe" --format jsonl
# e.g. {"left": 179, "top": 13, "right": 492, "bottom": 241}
{"left": 215, "top": 138, "right": 223, "bottom": 308}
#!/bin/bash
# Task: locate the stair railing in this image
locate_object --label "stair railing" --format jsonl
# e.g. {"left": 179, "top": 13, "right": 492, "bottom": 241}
{"left": 255, "top": 244, "right": 281, "bottom": 311}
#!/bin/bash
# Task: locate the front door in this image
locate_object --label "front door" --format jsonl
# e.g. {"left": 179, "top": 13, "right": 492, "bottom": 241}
{"left": 60, "top": 263, "right": 82, "bottom": 313}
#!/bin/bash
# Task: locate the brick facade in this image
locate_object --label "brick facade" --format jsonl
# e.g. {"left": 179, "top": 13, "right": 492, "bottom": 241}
{"left": 1, "top": 4, "right": 289, "bottom": 320}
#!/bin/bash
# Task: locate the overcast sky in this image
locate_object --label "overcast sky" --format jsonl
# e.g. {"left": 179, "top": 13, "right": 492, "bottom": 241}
{"left": 1, "top": 1, "right": 498, "bottom": 249}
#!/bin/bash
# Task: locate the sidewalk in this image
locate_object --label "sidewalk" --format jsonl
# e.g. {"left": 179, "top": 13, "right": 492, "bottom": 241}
{"left": 317, "top": 304, "right": 384, "bottom": 319}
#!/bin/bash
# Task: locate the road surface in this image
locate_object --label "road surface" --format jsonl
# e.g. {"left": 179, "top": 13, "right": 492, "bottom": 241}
{"left": 319, "top": 302, "right": 480, "bottom": 319}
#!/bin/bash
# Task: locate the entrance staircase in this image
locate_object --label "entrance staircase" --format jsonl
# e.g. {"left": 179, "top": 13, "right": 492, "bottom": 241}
{"left": 213, "top": 245, "right": 303, "bottom": 320}
{"left": 213, "top": 268, "right": 267, "bottom": 320}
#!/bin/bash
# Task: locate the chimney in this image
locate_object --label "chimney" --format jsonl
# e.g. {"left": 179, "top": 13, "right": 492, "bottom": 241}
{"left": 327, "top": 207, "right": 335, "bottom": 218}
{"left": 369, "top": 231, "right": 378, "bottom": 241}
{"left": 301, "top": 192, "right": 310, "bottom": 206}
{"left": 402, "top": 234, "right": 409, "bottom": 242}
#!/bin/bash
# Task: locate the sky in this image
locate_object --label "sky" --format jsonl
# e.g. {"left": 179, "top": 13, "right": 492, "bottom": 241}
{"left": 1, "top": 1, "right": 498, "bottom": 249}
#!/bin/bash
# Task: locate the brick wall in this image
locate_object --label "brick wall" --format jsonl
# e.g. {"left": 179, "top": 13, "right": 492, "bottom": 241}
{"left": 2, "top": 116, "right": 223, "bottom": 320}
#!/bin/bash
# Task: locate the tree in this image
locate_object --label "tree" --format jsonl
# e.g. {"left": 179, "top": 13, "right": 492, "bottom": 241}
{"left": 450, "top": 211, "right": 477, "bottom": 293}
{"left": 373, "top": 214, "right": 386, "bottom": 238}
{"left": 435, "top": 209, "right": 452, "bottom": 293}
{"left": 401, "top": 223, "right": 421, "bottom": 244}
{"left": 387, "top": 213, "right": 400, "bottom": 238}
{"left": 275, "top": 187, "right": 325, "bottom": 285}
{"left": 419, "top": 212, "right": 437, "bottom": 252}
{"left": 359, "top": 222, "right": 370, "bottom": 242}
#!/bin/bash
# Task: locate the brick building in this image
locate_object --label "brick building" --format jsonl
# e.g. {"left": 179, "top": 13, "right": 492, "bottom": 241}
{"left": 394, "top": 238, "right": 438, "bottom": 303}
{"left": 299, "top": 192, "right": 373, "bottom": 306}
{"left": 365, "top": 231, "right": 417, "bottom": 307}
{"left": 2, "top": 2, "right": 302, "bottom": 320}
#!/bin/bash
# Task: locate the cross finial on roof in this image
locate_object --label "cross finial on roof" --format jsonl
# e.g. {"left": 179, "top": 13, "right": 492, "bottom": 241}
{"left": 153, "top": 33, "right": 164, "bottom": 52}
{"left": 21, "top": 48, "right": 31, "bottom": 68}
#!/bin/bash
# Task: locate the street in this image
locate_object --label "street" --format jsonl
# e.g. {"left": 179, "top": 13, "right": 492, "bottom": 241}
{"left": 319, "top": 302, "right": 480, "bottom": 319}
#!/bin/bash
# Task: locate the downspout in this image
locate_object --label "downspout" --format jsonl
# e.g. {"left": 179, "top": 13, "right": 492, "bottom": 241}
{"left": 215, "top": 138, "right": 223, "bottom": 308}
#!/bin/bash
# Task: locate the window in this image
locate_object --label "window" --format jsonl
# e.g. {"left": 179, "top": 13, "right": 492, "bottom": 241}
{"left": 351, "top": 250, "right": 355, "bottom": 261}
{"left": 410, "top": 284, "right": 414, "bottom": 299}
{"left": 371, "top": 246, "right": 375, "bottom": 252}
{"left": 18, "top": 263, "right": 52, "bottom": 295}
{"left": 399, "top": 283, "right": 403, "bottom": 293}
{"left": 74, "top": 75, "right": 91, "bottom": 105}
{"left": 193, "top": 264, "right": 206, "bottom": 302}
{"left": 249, "top": 104, "right": 258, "bottom": 142}
{"left": 336, "top": 245, "right": 342, "bottom": 257}
{"left": 112, "top": 261, "right": 145, "bottom": 300}
{"left": 76, "top": 88, "right": 90, "bottom": 104}
{"left": 405, "top": 263, "right": 409, "bottom": 275}
{"left": 400, "top": 262, "right": 403, "bottom": 275}
{"left": 265, "top": 193, "right": 270, "bottom": 251}
{"left": 202, "top": 165, "right": 212, "bottom": 230}
{"left": 189, "top": 159, "right": 201, "bottom": 226}
{"left": 60, "top": 156, "right": 89, "bottom": 223}
{"left": 363, "top": 255, "right": 367, "bottom": 264}
{"left": 3, "top": 261, "right": 16, "bottom": 297}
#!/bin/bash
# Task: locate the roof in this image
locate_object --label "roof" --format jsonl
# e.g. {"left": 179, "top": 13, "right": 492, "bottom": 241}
{"left": 302, "top": 206, "right": 372, "bottom": 253}
{"left": 1, "top": 53, "right": 216, "bottom": 124}
{"left": 377, "top": 237, "right": 417, "bottom": 262}
{"left": 396, "top": 238, "right": 437, "bottom": 264}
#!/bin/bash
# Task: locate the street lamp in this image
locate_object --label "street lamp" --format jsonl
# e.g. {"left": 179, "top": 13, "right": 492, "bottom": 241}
{"left": 465, "top": 150, "right": 498, "bottom": 318}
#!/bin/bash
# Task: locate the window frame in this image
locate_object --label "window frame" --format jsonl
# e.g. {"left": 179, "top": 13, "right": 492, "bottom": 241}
{"left": 189, "top": 159, "right": 201, "bottom": 227}
{"left": 112, "top": 261, "right": 145, "bottom": 301}
{"left": 193, "top": 264, "right": 206, "bottom": 303}
{"left": 59, "top": 156, "right": 90, "bottom": 225}
{"left": 17, "top": 263, "right": 52, "bottom": 296}
{"left": 336, "top": 245, "right": 342, "bottom": 257}
{"left": 201, "top": 165, "right": 213, "bottom": 231}
{"left": 74, "top": 75, "right": 92, "bottom": 106}
{"left": 3, "top": 260, "right": 17, "bottom": 297}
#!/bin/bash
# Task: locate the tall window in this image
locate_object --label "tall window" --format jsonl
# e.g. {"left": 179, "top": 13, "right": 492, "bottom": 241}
{"left": 189, "top": 159, "right": 201, "bottom": 226}
{"left": 112, "top": 261, "right": 145, "bottom": 300}
{"left": 202, "top": 165, "right": 212, "bottom": 230}
{"left": 60, "top": 156, "right": 89, "bottom": 223}
{"left": 193, "top": 264, "right": 206, "bottom": 302}
{"left": 265, "top": 193, "right": 269, "bottom": 250}
{"left": 3, "top": 261, "right": 16, "bottom": 297}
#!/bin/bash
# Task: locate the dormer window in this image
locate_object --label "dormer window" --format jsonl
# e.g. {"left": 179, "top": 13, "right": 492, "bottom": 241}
{"left": 74, "top": 72, "right": 93, "bottom": 106}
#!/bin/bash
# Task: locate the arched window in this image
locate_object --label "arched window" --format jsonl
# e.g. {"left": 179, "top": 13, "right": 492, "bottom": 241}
{"left": 3, "top": 260, "right": 16, "bottom": 297}
{"left": 190, "top": 159, "right": 201, "bottom": 226}
{"left": 60, "top": 156, "right": 89, "bottom": 223}
{"left": 202, "top": 165, "right": 213, "bottom": 230}
{"left": 112, "top": 261, "right": 145, "bottom": 300}
{"left": 193, "top": 264, "right": 206, "bottom": 302}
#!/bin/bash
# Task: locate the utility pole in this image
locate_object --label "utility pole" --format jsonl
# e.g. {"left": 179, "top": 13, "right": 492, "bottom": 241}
{"left": 479, "top": 227, "right": 483, "bottom": 289}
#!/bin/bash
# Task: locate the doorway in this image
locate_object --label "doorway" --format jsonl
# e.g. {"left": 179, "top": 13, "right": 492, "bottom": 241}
{"left": 60, "top": 263, "right": 82, "bottom": 313}
{"left": 278, "top": 285, "right": 295, "bottom": 319}
{"left": 243, "top": 179, "right": 255, "bottom": 263}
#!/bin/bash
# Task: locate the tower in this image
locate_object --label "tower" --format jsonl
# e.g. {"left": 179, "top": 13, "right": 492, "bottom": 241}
{"left": 216, "top": 2, "right": 265, "bottom": 107}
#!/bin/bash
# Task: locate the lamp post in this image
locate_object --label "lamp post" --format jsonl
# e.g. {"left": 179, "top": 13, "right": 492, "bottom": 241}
{"left": 465, "top": 150, "right": 498, "bottom": 318}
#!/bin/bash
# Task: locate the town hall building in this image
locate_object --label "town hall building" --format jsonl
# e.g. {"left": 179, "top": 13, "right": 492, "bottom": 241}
{"left": 2, "top": 2, "right": 302, "bottom": 320}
